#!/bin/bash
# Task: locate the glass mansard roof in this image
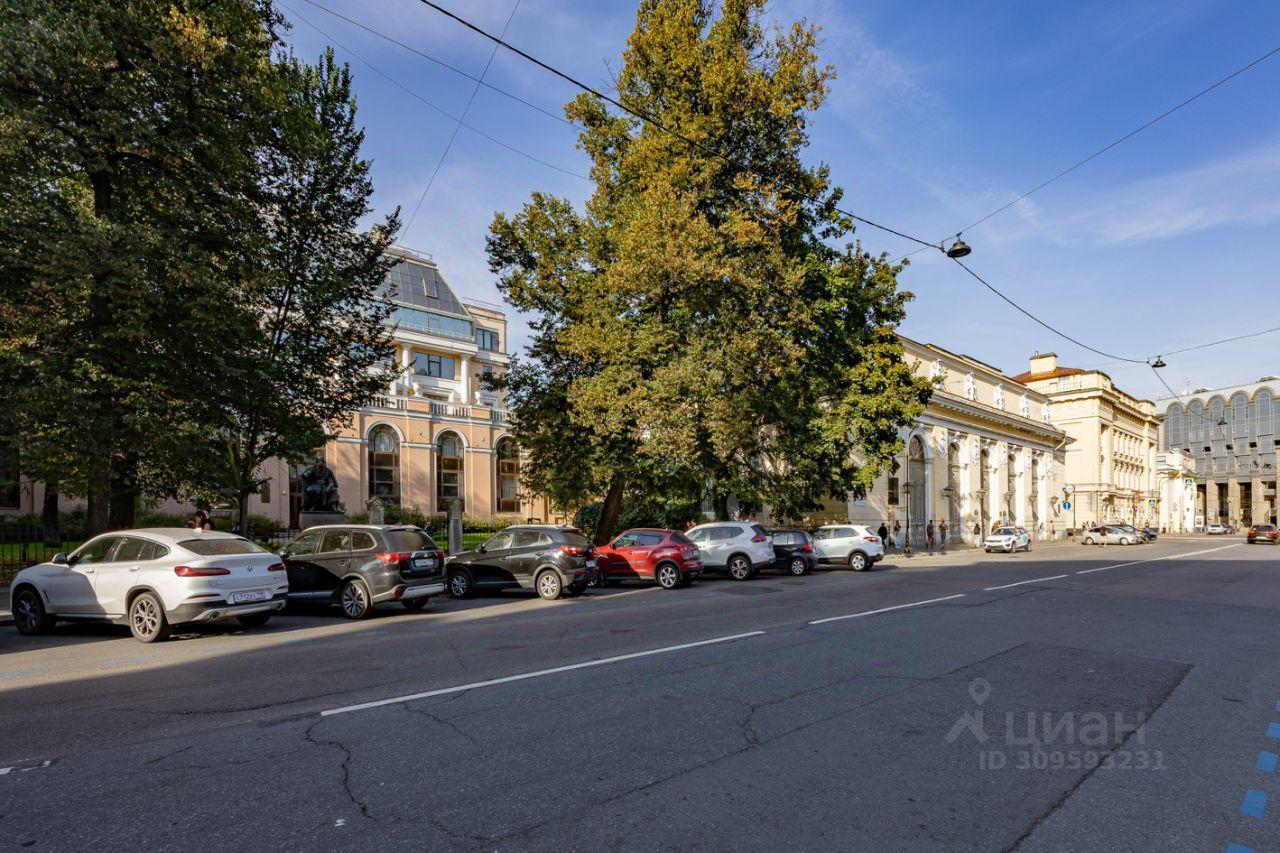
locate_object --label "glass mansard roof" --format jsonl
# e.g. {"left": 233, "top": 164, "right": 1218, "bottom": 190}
{"left": 380, "top": 257, "right": 470, "bottom": 319}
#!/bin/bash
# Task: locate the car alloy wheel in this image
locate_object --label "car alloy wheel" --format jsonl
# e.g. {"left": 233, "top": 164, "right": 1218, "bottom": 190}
{"left": 536, "top": 570, "right": 563, "bottom": 600}
{"left": 656, "top": 564, "right": 681, "bottom": 590}
{"left": 449, "top": 571, "right": 473, "bottom": 599}
{"left": 728, "top": 556, "right": 751, "bottom": 581}
{"left": 129, "top": 593, "right": 171, "bottom": 643}
{"left": 13, "top": 589, "right": 51, "bottom": 636}
{"left": 789, "top": 557, "right": 808, "bottom": 576}
{"left": 340, "top": 579, "right": 372, "bottom": 619}
{"left": 848, "top": 552, "right": 867, "bottom": 571}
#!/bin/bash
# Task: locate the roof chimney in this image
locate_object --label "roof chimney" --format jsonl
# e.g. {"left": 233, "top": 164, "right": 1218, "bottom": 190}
{"left": 1029, "top": 352, "right": 1058, "bottom": 375}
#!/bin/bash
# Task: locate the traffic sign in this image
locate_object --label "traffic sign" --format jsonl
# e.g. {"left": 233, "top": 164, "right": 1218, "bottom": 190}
{"left": 1062, "top": 500, "right": 1072, "bottom": 510}
{"left": 1148, "top": 499, "right": 1157, "bottom": 506}
{"left": 1064, "top": 485, "right": 1075, "bottom": 495}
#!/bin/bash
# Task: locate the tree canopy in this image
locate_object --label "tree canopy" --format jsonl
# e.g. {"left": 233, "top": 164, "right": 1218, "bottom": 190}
{"left": 488, "top": 0, "right": 931, "bottom": 540}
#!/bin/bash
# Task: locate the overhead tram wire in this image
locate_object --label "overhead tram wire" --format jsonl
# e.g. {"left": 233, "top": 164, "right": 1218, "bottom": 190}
{"left": 954, "top": 44, "right": 1280, "bottom": 236}
{"left": 300, "top": 0, "right": 577, "bottom": 131}
{"left": 279, "top": 2, "right": 589, "bottom": 182}
{"left": 413, "top": 0, "right": 941, "bottom": 254}
{"left": 404, "top": 0, "right": 524, "bottom": 234}
{"left": 409, "top": 3, "right": 1275, "bottom": 369}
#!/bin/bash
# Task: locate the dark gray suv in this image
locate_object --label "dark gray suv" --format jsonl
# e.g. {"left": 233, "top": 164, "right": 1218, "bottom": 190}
{"left": 281, "top": 525, "right": 446, "bottom": 619}
{"left": 445, "top": 525, "right": 597, "bottom": 600}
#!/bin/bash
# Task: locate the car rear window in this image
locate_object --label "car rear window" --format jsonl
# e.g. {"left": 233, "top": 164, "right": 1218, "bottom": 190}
{"left": 671, "top": 532, "right": 695, "bottom": 546}
{"left": 560, "top": 530, "right": 591, "bottom": 547}
{"left": 180, "top": 537, "right": 265, "bottom": 555}
{"left": 634, "top": 532, "right": 663, "bottom": 547}
{"left": 385, "top": 529, "right": 437, "bottom": 551}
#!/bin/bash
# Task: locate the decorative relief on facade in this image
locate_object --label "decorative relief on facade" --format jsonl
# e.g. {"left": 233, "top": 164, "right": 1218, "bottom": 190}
{"left": 965, "top": 373, "right": 977, "bottom": 401}
{"left": 1041, "top": 402, "right": 1051, "bottom": 424}
{"left": 1019, "top": 394, "right": 1030, "bottom": 418}
{"left": 994, "top": 384, "right": 1006, "bottom": 410}
{"left": 930, "top": 359, "right": 944, "bottom": 381}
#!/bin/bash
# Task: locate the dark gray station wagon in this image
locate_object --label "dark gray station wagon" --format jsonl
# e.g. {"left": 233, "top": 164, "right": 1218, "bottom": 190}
{"left": 280, "top": 525, "right": 446, "bottom": 619}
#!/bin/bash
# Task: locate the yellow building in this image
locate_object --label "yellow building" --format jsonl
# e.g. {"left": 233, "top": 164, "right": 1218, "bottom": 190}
{"left": 1013, "top": 353, "right": 1160, "bottom": 529}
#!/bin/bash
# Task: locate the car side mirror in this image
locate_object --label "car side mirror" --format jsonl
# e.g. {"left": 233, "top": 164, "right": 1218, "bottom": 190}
{"left": 279, "top": 549, "right": 291, "bottom": 559}
{"left": 52, "top": 552, "right": 69, "bottom": 565}
{"left": 477, "top": 544, "right": 486, "bottom": 553}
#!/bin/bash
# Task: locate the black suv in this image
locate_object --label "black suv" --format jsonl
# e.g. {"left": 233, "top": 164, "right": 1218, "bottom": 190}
{"left": 280, "top": 525, "right": 446, "bottom": 619}
{"left": 446, "top": 525, "right": 597, "bottom": 600}
{"left": 767, "top": 528, "right": 816, "bottom": 576}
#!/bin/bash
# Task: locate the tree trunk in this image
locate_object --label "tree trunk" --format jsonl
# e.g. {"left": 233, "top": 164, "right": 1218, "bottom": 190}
{"left": 712, "top": 490, "right": 730, "bottom": 521}
{"left": 237, "top": 489, "right": 252, "bottom": 538}
{"left": 594, "top": 476, "right": 625, "bottom": 545}
{"left": 108, "top": 457, "right": 138, "bottom": 529}
{"left": 41, "top": 480, "right": 60, "bottom": 547}
{"left": 86, "top": 460, "right": 110, "bottom": 536}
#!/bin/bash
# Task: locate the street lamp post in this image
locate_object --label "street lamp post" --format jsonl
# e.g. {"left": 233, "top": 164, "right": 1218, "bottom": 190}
{"left": 901, "top": 480, "right": 912, "bottom": 557}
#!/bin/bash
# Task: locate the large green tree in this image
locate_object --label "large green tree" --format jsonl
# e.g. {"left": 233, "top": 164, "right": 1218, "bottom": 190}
{"left": 0, "top": 0, "right": 281, "bottom": 534}
{"left": 196, "top": 49, "right": 399, "bottom": 534}
{"left": 488, "top": 0, "right": 931, "bottom": 541}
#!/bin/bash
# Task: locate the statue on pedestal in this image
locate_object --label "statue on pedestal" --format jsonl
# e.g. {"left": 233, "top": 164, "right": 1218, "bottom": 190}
{"left": 300, "top": 461, "right": 341, "bottom": 513}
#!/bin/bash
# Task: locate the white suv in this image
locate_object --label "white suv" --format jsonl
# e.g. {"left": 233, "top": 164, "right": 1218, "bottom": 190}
{"left": 9, "top": 528, "right": 288, "bottom": 642}
{"left": 685, "top": 522, "right": 774, "bottom": 580}
{"left": 812, "top": 524, "right": 884, "bottom": 571}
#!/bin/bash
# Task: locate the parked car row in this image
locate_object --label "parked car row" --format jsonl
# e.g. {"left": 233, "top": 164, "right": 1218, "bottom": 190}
{"left": 1080, "top": 524, "right": 1155, "bottom": 546}
{"left": 9, "top": 521, "right": 887, "bottom": 643}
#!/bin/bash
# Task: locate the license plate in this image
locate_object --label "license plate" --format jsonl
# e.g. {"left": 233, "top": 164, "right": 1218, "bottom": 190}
{"left": 229, "top": 590, "right": 269, "bottom": 604}
{"left": 586, "top": 560, "right": 596, "bottom": 568}
{"left": 413, "top": 557, "right": 436, "bottom": 569}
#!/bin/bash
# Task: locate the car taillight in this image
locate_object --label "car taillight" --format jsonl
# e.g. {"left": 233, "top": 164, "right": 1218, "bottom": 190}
{"left": 751, "top": 534, "right": 769, "bottom": 543}
{"left": 174, "top": 565, "right": 230, "bottom": 577}
{"left": 268, "top": 562, "right": 286, "bottom": 572}
{"left": 801, "top": 543, "right": 812, "bottom": 552}
{"left": 558, "top": 545, "right": 588, "bottom": 556}
{"left": 375, "top": 551, "right": 412, "bottom": 564}
{"left": 864, "top": 536, "right": 880, "bottom": 543}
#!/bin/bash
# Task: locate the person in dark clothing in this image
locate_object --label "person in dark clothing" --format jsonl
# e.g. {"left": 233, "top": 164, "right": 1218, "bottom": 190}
{"left": 926, "top": 520, "right": 936, "bottom": 554}
{"left": 877, "top": 522, "right": 889, "bottom": 545}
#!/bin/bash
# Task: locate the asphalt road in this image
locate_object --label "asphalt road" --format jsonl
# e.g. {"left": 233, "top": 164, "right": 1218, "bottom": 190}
{"left": 1, "top": 536, "right": 1278, "bottom": 851}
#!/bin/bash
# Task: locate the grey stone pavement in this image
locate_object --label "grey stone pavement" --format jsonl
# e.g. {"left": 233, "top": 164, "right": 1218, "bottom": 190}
{"left": 0, "top": 536, "right": 1277, "bottom": 851}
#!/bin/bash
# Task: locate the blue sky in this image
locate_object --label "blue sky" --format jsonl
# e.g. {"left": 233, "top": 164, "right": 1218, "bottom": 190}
{"left": 279, "top": 0, "right": 1280, "bottom": 401}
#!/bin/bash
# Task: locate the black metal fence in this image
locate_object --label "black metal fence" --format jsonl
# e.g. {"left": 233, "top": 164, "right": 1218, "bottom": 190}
{"left": 0, "top": 520, "right": 70, "bottom": 586}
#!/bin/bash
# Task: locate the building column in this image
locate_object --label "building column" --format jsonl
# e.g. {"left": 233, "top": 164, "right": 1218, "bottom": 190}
{"left": 460, "top": 355, "right": 472, "bottom": 405}
{"left": 1227, "top": 479, "right": 1242, "bottom": 527}
{"left": 959, "top": 436, "right": 973, "bottom": 544}
{"left": 1252, "top": 476, "right": 1267, "bottom": 525}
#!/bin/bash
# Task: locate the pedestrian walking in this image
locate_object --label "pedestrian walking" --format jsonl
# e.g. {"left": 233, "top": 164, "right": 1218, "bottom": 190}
{"left": 939, "top": 519, "right": 949, "bottom": 553}
{"left": 877, "top": 522, "right": 889, "bottom": 547}
{"left": 893, "top": 521, "right": 902, "bottom": 550}
{"left": 926, "top": 520, "right": 935, "bottom": 554}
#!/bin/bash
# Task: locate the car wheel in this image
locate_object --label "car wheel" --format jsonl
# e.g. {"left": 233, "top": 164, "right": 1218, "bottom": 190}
{"left": 448, "top": 570, "right": 474, "bottom": 599}
{"left": 655, "top": 563, "right": 681, "bottom": 590}
{"left": 728, "top": 556, "right": 752, "bottom": 581}
{"left": 788, "top": 557, "right": 809, "bottom": 577}
{"left": 1119, "top": 537, "right": 1131, "bottom": 546}
{"left": 129, "top": 592, "right": 172, "bottom": 643}
{"left": 984, "top": 547, "right": 991, "bottom": 553}
{"left": 536, "top": 570, "right": 563, "bottom": 600}
{"left": 339, "top": 579, "right": 373, "bottom": 619}
{"left": 848, "top": 551, "right": 868, "bottom": 571}
{"left": 13, "top": 588, "right": 53, "bottom": 636}
{"left": 237, "top": 612, "right": 272, "bottom": 629}
{"left": 402, "top": 598, "right": 430, "bottom": 612}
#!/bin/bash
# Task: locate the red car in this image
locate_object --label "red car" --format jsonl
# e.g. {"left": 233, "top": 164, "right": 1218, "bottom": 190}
{"left": 594, "top": 528, "right": 703, "bottom": 590}
{"left": 1247, "top": 524, "right": 1278, "bottom": 544}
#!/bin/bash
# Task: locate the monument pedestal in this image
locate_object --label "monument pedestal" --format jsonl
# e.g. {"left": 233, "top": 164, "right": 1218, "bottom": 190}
{"left": 299, "top": 511, "right": 345, "bottom": 530}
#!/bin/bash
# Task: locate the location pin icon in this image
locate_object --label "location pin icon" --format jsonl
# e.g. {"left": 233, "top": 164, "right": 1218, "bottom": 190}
{"left": 969, "top": 678, "right": 992, "bottom": 706}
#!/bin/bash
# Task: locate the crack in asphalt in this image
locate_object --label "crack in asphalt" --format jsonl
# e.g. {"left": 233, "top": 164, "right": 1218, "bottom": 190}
{"left": 402, "top": 705, "right": 479, "bottom": 747}
{"left": 303, "top": 718, "right": 370, "bottom": 822}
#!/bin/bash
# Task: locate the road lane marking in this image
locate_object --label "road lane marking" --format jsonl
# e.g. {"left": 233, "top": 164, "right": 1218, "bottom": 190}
{"left": 984, "top": 575, "right": 1068, "bottom": 591}
{"left": 321, "top": 630, "right": 766, "bottom": 717}
{"left": 807, "top": 594, "right": 967, "bottom": 626}
{"left": 1241, "top": 789, "right": 1267, "bottom": 818}
{"left": 1074, "top": 544, "right": 1242, "bottom": 575}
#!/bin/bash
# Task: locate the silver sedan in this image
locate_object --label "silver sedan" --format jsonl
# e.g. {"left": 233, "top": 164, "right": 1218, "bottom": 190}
{"left": 1081, "top": 525, "right": 1139, "bottom": 546}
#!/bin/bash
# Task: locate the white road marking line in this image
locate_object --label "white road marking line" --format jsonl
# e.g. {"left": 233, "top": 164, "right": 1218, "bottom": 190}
{"left": 1074, "top": 543, "right": 1243, "bottom": 575}
{"left": 807, "top": 594, "right": 967, "bottom": 626}
{"left": 984, "top": 574, "right": 1069, "bottom": 591}
{"left": 321, "top": 630, "right": 766, "bottom": 717}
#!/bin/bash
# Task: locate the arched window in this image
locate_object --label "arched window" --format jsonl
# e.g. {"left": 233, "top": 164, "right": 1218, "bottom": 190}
{"left": 496, "top": 438, "right": 519, "bottom": 514}
{"left": 907, "top": 436, "right": 927, "bottom": 545}
{"left": 437, "top": 432, "right": 464, "bottom": 511}
{"left": 1188, "top": 400, "right": 1203, "bottom": 444}
{"left": 1165, "top": 404, "right": 1183, "bottom": 450}
{"left": 1232, "top": 392, "right": 1248, "bottom": 438}
{"left": 1255, "top": 389, "right": 1273, "bottom": 436}
{"left": 368, "top": 425, "right": 400, "bottom": 505}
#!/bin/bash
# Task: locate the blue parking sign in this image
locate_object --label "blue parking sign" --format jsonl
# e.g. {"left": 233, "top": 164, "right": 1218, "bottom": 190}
{"left": 1062, "top": 500, "right": 1072, "bottom": 510}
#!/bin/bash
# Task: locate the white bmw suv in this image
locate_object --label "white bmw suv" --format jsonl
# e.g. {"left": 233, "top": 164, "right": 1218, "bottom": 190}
{"left": 10, "top": 528, "right": 288, "bottom": 642}
{"left": 812, "top": 524, "right": 885, "bottom": 571}
{"left": 685, "top": 522, "right": 775, "bottom": 580}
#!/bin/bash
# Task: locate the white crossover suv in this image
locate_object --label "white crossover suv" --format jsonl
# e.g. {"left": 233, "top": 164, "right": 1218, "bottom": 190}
{"left": 984, "top": 526, "right": 1031, "bottom": 553}
{"left": 9, "top": 528, "right": 288, "bottom": 642}
{"left": 685, "top": 522, "right": 775, "bottom": 580}
{"left": 812, "top": 524, "right": 885, "bottom": 571}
